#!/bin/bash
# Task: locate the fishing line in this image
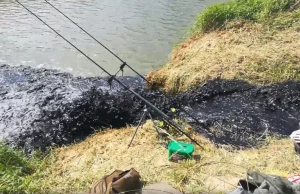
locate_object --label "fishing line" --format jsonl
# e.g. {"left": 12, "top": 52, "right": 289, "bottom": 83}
{"left": 41, "top": 0, "right": 210, "bottom": 132}
{"left": 15, "top": 0, "right": 202, "bottom": 148}
{"left": 43, "top": 0, "right": 147, "bottom": 81}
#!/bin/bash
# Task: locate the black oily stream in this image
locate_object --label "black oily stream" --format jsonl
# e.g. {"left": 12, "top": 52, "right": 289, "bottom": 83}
{"left": 0, "top": 64, "right": 177, "bottom": 153}
{"left": 1, "top": 64, "right": 300, "bottom": 153}
{"left": 178, "top": 79, "right": 300, "bottom": 148}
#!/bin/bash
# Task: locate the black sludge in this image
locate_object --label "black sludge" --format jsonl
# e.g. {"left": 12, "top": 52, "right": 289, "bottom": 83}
{"left": 1, "top": 64, "right": 300, "bottom": 153}
{"left": 178, "top": 79, "right": 300, "bottom": 148}
{"left": 0, "top": 64, "right": 175, "bottom": 153}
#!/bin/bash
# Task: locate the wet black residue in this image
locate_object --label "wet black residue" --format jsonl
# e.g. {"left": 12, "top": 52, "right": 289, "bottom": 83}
{"left": 1, "top": 64, "right": 299, "bottom": 153}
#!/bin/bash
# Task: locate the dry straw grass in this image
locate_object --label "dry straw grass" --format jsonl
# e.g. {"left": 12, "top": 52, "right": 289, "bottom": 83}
{"left": 147, "top": 11, "right": 300, "bottom": 93}
{"left": 38, "top": 121, "right": 300, "bottom": 194}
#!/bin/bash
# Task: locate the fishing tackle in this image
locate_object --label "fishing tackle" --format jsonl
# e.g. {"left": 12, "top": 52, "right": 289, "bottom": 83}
{"left": 15, "top": 0, "right": 203, "bottom": 148}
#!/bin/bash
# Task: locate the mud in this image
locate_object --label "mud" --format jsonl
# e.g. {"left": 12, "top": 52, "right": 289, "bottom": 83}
{"left": 178, "top": 79, "right": 300, "bottom": 147}
{"left": 1, "top": 64, "right": 299, "bottom": 153}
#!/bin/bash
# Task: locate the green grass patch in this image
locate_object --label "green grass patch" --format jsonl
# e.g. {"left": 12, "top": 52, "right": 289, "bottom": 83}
{"left": 242, "top": 54, "right": 300, "bottom": 85}
{"left": 193, "top": 0, "right": 297, "bottom": 33}
{"left": 266, "top": 8, "right": 300, "bottom": 30}
{"left": 0, "top": 143, "right": 47, "bottom": 194}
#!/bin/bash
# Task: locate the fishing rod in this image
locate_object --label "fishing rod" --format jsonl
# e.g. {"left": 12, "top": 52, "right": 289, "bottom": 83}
{"left": 15, "top": 0, "right": 203, "bottom": 148}
{"left": 43, "top": 0, "right": 145, "bottom": 80}
{"left": 42, "top": 0, "right": 209, "bottom": 133}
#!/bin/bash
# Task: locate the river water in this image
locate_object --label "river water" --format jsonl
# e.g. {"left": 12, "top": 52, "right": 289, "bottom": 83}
{"left": 0, "top": 0, "right": 224, "bottom": 77}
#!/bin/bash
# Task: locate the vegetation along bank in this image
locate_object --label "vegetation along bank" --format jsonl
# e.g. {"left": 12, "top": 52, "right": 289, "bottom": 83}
{"left": 147, "top": 0, "right": 300, "bottom": 93}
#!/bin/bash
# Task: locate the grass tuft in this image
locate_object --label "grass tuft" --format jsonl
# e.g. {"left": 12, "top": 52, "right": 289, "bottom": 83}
{"left": 192, "top": 0, "right": 297, "bottom": 33}
{"left": 0, "top": 143, "right": 47, "bottom": 194}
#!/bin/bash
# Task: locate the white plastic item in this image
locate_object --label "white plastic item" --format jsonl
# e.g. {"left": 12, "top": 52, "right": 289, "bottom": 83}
{"left": 288, "top": 175, "right": 300, "bottom": 184}
{"left": 290, "top": 129, "right": 300, "bottom": 143}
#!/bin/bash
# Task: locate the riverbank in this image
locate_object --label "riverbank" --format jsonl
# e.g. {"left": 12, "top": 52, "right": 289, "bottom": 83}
{"left": 2, "top": 0, "right": 300, "bottom": 193}
{"left": 2, "top": 67, "right": 300, "bottom": 193}
{"left": 1, "top": 122, "right": 299, "bottom": 194}
{"left": 147, "top": 0, "right": 300, "bottom": 93}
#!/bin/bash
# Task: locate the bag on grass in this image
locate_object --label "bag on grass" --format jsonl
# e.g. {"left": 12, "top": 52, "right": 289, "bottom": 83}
{"left": 88, "top": 168, "right": 143, "bottom": 194}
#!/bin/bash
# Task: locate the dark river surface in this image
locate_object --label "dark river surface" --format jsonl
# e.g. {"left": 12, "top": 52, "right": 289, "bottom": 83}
{"left": 0, "top": 0, "right": 225, "bottom": 77}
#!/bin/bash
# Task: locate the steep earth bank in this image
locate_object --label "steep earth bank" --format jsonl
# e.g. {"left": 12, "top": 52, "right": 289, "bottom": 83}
{"left": 1, "top": 64, "right": 300, "bottom": 153}
{"left": 147, "top": 4, "right": 300, "bottom": 93}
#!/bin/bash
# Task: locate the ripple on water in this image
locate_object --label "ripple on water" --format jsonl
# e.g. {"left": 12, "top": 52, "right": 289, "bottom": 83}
{"left": 0, "top": 0, "right": 226, "bottom": 77}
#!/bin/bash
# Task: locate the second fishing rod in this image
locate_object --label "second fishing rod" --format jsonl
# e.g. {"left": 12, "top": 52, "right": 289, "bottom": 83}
{"left": 42, "top": 0, "right": 209, "bottom": 133}
{"left": 15, "top": 0, "right": 203, "bottom": 148}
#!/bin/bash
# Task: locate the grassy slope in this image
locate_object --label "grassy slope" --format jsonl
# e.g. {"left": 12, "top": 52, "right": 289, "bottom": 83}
{"left": 0, "top": 143, "right": 47, "bottom": 194}
{"left": 28, "top": 122, "right": 300, "bottom": 193}
{"left": 147, "top": 0, "right": 300, "bottom": 92}
{"left": 1, "top": 124, "right": 299, "bottom": 194}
